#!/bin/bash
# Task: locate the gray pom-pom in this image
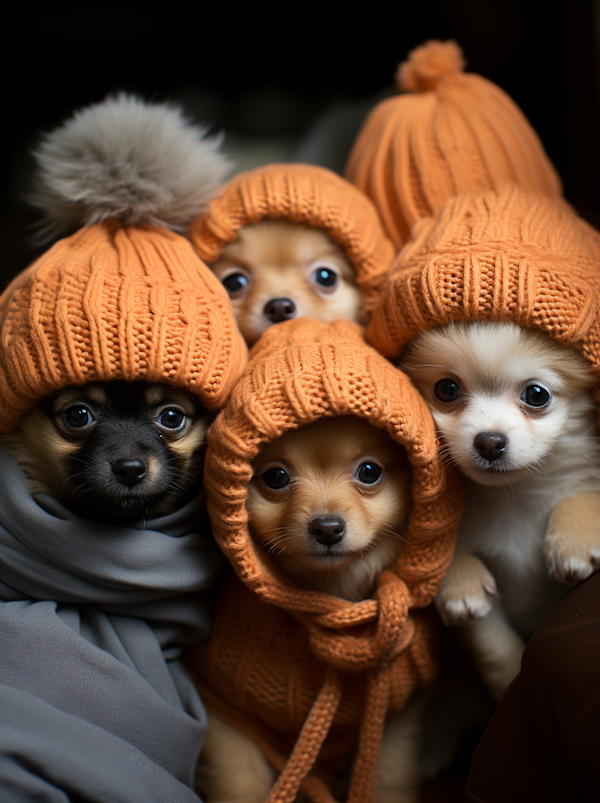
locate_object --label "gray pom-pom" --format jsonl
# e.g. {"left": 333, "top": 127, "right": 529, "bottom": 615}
{"left": 30, "top": 93, "right": 232, "bottom": 240}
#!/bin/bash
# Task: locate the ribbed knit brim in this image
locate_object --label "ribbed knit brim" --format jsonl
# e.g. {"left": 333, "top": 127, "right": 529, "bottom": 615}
{"left": 345, "top": 40, "right": 563, "bottom": 251}
{"left": 188, "top": 163, "right": 395, "bottom": 317}
{"left": 0, "top": 221, "right": 248, "bottom": 431}
{"left": 367, "top": 185, "right": 600, "bottom": 370}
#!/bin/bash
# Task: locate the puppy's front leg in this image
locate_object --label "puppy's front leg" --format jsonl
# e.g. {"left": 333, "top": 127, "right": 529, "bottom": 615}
{"left": 458, "top": 602, "right": 525, "bottom": 702}
{"left": 544, "top": 493, "right": 600, "bottom": 583}
{"left": 196, "top": 712, "right": 276, "bottom": 803}
{"left": 435, "top": 549, "right": 498, "bottom": 626}
{"left": 376, "top": 695, "right": 425, "bottom": 803}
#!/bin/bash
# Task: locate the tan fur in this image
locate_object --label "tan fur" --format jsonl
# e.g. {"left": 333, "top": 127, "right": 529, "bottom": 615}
{"left": 544, "top": 493, "right": 600, "bottom": 582}
{"left": 211, "top": 221, "right": 362, "bottom": 346}
{"left": 4, "top": 408, "right": 75, "bottom": 496}
{"left": 199, "top": 416, "right": 419, "bottom": 803}
{"left": 247, "top": 416, "right": 411, "bottom": 601}
{"left": 198, "top": 714, "right": 276, "bottom": 803}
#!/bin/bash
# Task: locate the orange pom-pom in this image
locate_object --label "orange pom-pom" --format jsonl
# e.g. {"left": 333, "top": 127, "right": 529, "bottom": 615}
{"left": 396, "top": 40, "right": 466, "bottom": 92}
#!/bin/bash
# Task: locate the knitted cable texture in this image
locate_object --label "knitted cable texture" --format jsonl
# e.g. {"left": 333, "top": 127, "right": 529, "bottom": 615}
{"left": 345, "top": 40, "right": 563, "bottom": 251}
{"left": 187, "top": 163, "right": 395, "bottom": 318}
{"left": 0, "top": 221, "right": 248, "bottom": 431}
{"left": 367, "top": 185, "right": 600, "bottom": 373}
{"left": 185, "top": 318, "right": 463, "bottom": 802}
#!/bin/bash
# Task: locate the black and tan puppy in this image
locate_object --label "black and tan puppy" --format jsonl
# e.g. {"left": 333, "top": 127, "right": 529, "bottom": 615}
{"left": 6, "top": 381, "right": 208, "bottom": 522}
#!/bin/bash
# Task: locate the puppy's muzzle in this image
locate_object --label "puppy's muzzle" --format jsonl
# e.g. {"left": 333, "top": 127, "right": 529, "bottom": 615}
{"left": 474, "top": 432, "right": 507, "bottom": 463}
{"left": 309, "top": 517, "right": 345, "bottom": 547}
{"left": 111, "top": 457, "right": 147, "bottom": 488}
{"left": 263, "top": 298, "right": 296, "bottom": 323}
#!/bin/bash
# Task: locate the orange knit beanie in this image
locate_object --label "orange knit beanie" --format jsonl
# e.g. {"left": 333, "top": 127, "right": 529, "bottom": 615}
{"left": 367, "top": 184, "right": 600, "bottom": 371}
{"left": 185, "top": 318, "right": 463, "bottom": 803}
{"left": 188, "top": 163, "right": 396, "bottom": 316}
{"left": 345, "top": 40, "right": 563, "bottom": 251}
{"left": 0, "top": 94, "right": 247, "bottom": 431}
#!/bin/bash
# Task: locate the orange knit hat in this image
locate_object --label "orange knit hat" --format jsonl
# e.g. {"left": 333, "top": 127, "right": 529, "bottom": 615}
{"left": 188, "top": 163, "right": 396, "bottom": 316}
{"left": 367, "top": 184, "right": 600, "bottom": 371}
{"left": 185, "top": 318, "right": 463, "bottom": 803}
{"left": 345, "top": 40, "right": 563, "bottom": 251}
{"left": 0, "top": 95, "right": 247, "bottom": 431}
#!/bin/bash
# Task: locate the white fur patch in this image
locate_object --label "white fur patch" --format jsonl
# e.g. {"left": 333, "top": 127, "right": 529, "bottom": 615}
{"left": 402, "top": 321, "right": 600, "bottom": 638}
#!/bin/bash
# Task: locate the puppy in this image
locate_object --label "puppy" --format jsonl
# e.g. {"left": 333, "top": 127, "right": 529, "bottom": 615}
{"left": 6, "top": 380, "right": 209, "bottom": 522}
{"left": 210, "top": 221, "right": 362, "bottom": 346}
{"left": 198, "top": 415, "right": 426, "bottom": 803}
{"left": 401, "top": 320, "right": 600, "bottom": 699}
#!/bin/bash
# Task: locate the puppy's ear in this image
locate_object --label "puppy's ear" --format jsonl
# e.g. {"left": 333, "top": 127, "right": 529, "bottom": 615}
{"left": 4, "top": 407, "right": 76, "bottom": 495}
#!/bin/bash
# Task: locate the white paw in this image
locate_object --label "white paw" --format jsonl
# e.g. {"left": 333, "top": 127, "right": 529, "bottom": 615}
{"left": 439, "top": 594, "right": 494, "bottom": 626}
{"left": 546, "top": 549, "right": 600, "bottom": 584}
{"left": 435, "top": 552, "right": 498, "bottom": 627}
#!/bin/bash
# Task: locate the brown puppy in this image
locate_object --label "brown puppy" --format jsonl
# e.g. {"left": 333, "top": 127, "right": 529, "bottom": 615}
{"left": 198, "top": 416, "right": 425, "bottom": 803}
{"left": 6, "top": 380, "right": 209, "bottom": 522}
{"left": 210, "top": 221, "right": 362, "bottom": 347}
{"left": 248, "top": 415, "right": 410, "bottom": 600}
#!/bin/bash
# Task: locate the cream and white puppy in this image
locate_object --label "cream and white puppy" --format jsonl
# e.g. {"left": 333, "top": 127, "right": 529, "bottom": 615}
{"left": 401, "top": 321, "right": 600, "bottom": 699}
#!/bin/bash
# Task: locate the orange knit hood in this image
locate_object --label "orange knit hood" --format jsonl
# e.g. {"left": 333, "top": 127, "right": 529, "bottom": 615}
{"left": 185, "top": 318, "right": 463, "bottom": 803}
{"left": 0, "top": 94, "right": 248, "bottom": 431}
{"left": 187, "top": 163, "right": 396, "bottom": 318}
{"left": 345, "top": 40, "right": 563, "bottom": 252}
{"left": 367, "top": 185, "right": 600, "bottom": 373}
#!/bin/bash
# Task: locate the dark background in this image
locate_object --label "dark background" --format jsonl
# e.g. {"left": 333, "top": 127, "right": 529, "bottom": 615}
{"left": 3, "top": 1, "right": 599, "bottom": 285}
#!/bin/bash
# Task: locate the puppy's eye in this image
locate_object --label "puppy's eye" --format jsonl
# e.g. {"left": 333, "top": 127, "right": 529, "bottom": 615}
{"left": 435, "top": 379, "right": 461, "bottom": 402}
{"left": 63, "top": 405, "right": 94, "bottom": 429}
{"left": 311, "top": 266, "right": 338, "bottom": 294}
{"left": 261, "top": 467, "right": 290, "bottom": 490}
{"left": 355, "top": 462, "right": 382, "bottom": 485}
{"left": 222, "top": 272, "right": 250, "bottom": 298}
{"left": 157, "top": 408, "right": 187, "bottom": 431}
{"left": 521, "top": 384, "right": 551, "bottom": 408}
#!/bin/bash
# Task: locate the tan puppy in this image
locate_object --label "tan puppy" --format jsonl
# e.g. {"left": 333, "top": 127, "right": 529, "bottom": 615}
{"left": 210, "top": 221, "right": 362, "bottom": 346}
{"left": 5, "top": 381, "right": 209, "bottom": 522}
{"left": 401, "top": 321, "right": 600, "bottom": 699}
{"left": 198, "top": 415, "right": 426, "bottom": 803}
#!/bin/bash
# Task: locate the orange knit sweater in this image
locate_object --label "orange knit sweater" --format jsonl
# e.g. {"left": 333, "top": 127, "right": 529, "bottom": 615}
{"left": 185, "top": 319, "right": 463, "bottom": 803}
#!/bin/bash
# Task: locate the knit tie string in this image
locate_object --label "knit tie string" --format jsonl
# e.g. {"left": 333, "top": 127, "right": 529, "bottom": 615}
{"left": 265, "top": 665, "right": 343, "bottom": 803}
{"left": 307, "top": 572, "right": 412, "bottom": 672}
{"left": 347, "top": 665, "right": 391, "bottom": 803}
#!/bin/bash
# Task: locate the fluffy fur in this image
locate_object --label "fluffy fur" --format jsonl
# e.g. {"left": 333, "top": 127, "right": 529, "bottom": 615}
{"left": 6, "top": 381, "right": 209, "bottom": 522}
{"left": 210, "top": 221, "right": 362, "bottom": 346}
{"left": 401, "top": 321, "right": 600, "bottom": 699}
{"left": 198, "top": 415, "right": 422, "bottom": 803}
{"left": 30, "top": 93, "right": 231, "bottom": 240}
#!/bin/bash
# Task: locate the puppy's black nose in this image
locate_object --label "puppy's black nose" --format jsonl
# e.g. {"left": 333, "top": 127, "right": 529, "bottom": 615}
{"left": 474, "top": 432, "right": 507, "bottom": 462}
{"left": 309, "top": 517, "right": 345, "bottom": 547}
{"left": 111, "top": 457, "right": 147, "bottom": 488}
{"left": 263, "top": 298, "right": 296, "bottom": 323}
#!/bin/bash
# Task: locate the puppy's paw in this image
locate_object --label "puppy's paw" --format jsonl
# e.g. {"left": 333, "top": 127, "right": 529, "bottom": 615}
{"left": 435, "top": 550, "right": 497, "bottom": 627}
{"left": 545, "top": 494, "right": 600, "bottom": 584}
{"left": 545, "top": 546, "right": 600, "bottom": 583}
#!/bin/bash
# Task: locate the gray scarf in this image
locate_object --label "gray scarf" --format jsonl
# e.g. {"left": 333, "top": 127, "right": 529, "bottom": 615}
{"left": 0, "top": 441, "right": 222, "bottom": 802}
